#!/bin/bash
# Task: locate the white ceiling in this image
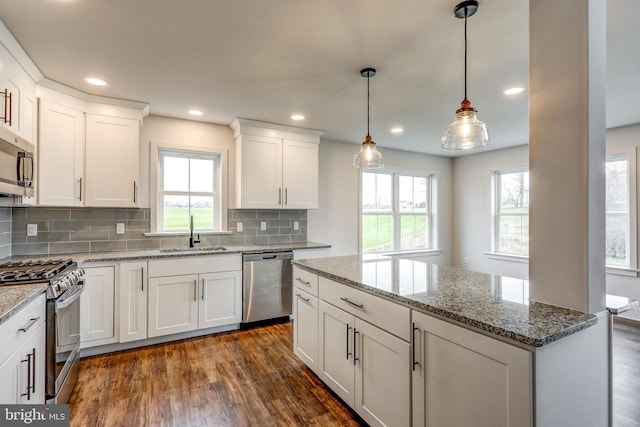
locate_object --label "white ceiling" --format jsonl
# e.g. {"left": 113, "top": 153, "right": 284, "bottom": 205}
{"left": 0, "top": 0, "right": 637, "bottom": 156}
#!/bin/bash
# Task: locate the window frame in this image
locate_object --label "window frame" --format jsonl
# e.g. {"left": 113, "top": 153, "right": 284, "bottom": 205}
{"left": 359, "top": 169, "right": 437, "bottom": 254}
{"left": 605, "top": 149, "right": 637, "bottom": 270}
{"left": 149, "top": 141, "right": 229, "bottom": 235}
{"left": 492, "top": 168, "right": 530, "bottom": 256}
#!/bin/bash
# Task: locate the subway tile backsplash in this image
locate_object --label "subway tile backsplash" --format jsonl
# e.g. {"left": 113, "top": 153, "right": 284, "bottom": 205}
{"left": 10, "top": 207, "right": 307, "bottom": 256}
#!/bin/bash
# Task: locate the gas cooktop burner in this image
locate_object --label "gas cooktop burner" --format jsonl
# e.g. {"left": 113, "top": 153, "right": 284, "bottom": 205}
{"left": 0, "top": 258, "right": 75, "bottom": 285}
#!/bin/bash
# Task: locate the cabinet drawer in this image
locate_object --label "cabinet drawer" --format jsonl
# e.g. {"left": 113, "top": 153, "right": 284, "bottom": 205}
{"left": 0, "top": 294, "right": 46, "bottom": 364}
{"left": 319, "top": 277, "right": 410, "bottom": 341}
{"left": 292, "top": 267, "right": 318, "bottom": 296}
{"left": 148, "top": 254, "right": 242, "bottom": 277}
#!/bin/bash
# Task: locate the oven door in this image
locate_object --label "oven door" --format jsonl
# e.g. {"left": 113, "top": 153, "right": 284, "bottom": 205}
{"left": 47, "top": 281, "right": 84, "bottom": 402}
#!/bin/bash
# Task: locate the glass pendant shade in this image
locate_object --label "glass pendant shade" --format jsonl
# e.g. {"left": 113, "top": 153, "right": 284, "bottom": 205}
{"left": 441, "top": 103, "right": 489, "bottom": 150}
{"left": 353, "top": 135, "right": 383, "bottom": 169}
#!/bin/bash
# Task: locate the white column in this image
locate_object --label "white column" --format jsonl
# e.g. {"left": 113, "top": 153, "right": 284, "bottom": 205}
{"left": 529, "top": 0, "right": 606, "bottom": 314}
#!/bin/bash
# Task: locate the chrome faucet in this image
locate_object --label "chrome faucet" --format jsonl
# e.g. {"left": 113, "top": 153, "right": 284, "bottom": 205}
{"left": 189, "top": 215, "right": 200, "bottom": 248}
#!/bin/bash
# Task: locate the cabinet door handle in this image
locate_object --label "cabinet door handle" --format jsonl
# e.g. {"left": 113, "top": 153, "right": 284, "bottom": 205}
{"left": 8, "top": 90, "right": 12, "bottom": 126}
{"left": 340, "top": 297, "right": 365, "bottom": 310}
{"left": 201, "top": 279, "right": 205, "bottom": 301}
{"left": 133, "top": 181, "right": 137, "bottom": 203}
{"left": 346, "top": 324, "right": 352, "bottom": 360}
{"left": 20, "top": 351, "right": 32, "bottom": 400}
{"left": 278, "top": 188, "right": 282, "bottom": 205}
{"left": 295, "top": 293, "right": 310, "bottom": 303}
{"left": 412, "top": 322, "right": 420, "bottom": 371}
{"left": 1, "top": 88, "right": 7, "bottom": 124}
{"left": 141, "top": 267, "right": 144, "bottom": 292}
{"left": 193, "top": 280, "right": 197, "bottom": 302}
{"left": 285, "top": 188, "right": 288, "bottom": 206}
{"left": 78, "top": 178, "right": 82, "bottom": 201}
{"left": 18, "top": 317, "right": 40, "bottom": 333}
{"left": 353, "top": 328, "right": 359, "bottom": 365}
{"left": 30, "top": 348, "right": 36, "bottom": 396}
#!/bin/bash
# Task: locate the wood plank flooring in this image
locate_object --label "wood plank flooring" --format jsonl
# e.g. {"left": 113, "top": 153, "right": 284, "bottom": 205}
{"left": 69, "top": 322, "right": 365, "bottom": 427}
{"left": 613, "top": 317, "right": 640, "bottom": 427}
{"left": 70, "top": 318, "right": 640, "bottom": 426}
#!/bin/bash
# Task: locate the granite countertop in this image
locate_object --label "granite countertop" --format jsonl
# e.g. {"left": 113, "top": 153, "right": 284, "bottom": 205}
{"left": 292, "top": 255, "right": 598, "bottom": 348}
{"left": 7, "top": 241, "right": 331, "bottom": 264}
{"left": 0, "top": 283, "right": 46, "bottom": 327}
{"left": 606, "top": 294, "right": 639, "bottom": 315}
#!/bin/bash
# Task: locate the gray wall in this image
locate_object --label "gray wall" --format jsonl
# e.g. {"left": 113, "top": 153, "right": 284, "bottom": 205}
{"left": 10, "top": 207, "right": 306, "bottom": 256}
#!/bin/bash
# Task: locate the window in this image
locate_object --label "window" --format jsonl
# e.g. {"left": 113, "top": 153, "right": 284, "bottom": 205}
{"left": 361, "top": 171, "right": 433, "bottom": 253}
{"left": 606, "top": 154, "right": 631, "bottom": 267}
{"left": 494, "top": 169, "right": 529, "bottom": 255}
{"left": 157, "top": 148, "right": 222, "bottom": 232}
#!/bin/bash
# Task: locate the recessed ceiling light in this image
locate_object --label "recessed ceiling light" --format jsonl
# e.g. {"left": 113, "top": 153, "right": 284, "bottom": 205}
{"left": 504, "top": 87, "right": 525, "bottom": 95}
{"left": 391, "top": 127, "right": 403, "bottom": 134}
{"left": 188, "top": 110, "right": 203, "bottom": 116}
{"left": 85, "top": 77, "right": 107, "bottom": 86}
{"left": 291, "top": 114, "right": 305, "bottom": 121}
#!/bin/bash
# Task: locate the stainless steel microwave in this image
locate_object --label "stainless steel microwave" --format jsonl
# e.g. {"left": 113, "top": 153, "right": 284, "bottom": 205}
{"left": 0, "top": 126, "right": 34, "bottom": 197}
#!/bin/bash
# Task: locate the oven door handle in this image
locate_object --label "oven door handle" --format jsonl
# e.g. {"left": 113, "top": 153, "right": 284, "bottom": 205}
{"left": 55, "top": 282, "right": 85, "bottom": 310}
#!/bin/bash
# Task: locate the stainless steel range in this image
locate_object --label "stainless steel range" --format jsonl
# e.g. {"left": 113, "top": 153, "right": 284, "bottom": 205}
{"left": 0, "top": 258, "right": 85, "bottom": 404}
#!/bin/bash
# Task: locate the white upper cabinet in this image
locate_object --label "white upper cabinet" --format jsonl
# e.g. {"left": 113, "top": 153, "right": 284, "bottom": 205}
{"left": 36, "top": 87, "right": 145, "bottom": 207}
{"left": 231, "top": 118, "right": 322, "bottom": 209}
{"left": 38, "top": 99, "right": 85, "bottom": 206}
{"left": 85, "top": 114, "right": 140, "bottom": 207}
{"left": 0, "top": 43, "right": 36, "bottom": 143}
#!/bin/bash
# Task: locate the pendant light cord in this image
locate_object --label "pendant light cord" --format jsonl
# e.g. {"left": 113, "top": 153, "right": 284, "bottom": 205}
{"left": 464, "top": 9, "right": 468, "bottom": 100}
{"left": 367, "top": 74, "right": 371, "bottom": 137}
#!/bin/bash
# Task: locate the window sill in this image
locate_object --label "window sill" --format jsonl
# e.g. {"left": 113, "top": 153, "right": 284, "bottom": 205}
{"left": 484, "top": 252, "right": 529, "bottom": 263}
{"left": 606, "top": 266, "right": 640, "bottom": 277}
{"left": 144, "top": 231, "right": 233, "bottom": 237}
{"left": 381, "top": 249, "right": 443, "bottom": 257}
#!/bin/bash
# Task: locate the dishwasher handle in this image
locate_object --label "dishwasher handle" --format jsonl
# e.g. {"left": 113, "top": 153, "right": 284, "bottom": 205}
{"left": 243, "top": 252, "right": 293, "bottom": 262}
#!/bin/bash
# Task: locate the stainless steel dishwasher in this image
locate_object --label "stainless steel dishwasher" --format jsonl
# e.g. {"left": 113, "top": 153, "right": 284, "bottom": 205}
{"left": 242, "top": 251, "right": 293, "bottom": 323}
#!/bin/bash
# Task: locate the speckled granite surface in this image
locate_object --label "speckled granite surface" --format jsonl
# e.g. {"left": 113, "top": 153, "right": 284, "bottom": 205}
{"left": 606, "top": 294, "right": 639, "bottom": 315}
{"left": 0, "top": 283, "right": 46, "bottom": 326}
{"left": 9, "top": 241, "right": 330, "bottom": 264}
{"left": 293, "top": 255, "right": 598, "bottom": 348}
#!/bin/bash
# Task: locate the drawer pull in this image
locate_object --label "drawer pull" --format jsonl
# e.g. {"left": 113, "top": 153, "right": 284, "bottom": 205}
{"left": 18, "top": 317, "right": 40, "bottom": 333}
{"left": 295, "top": 277, "right": 311, "bottom": 286}
{"left": 340, "top": 297, "right": 364, "bottom": 310}
{"left": 295, "top": 293, "right": 310, "bottom": 303}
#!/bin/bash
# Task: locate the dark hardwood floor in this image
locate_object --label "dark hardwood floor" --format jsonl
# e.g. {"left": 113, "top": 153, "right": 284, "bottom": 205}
{"left": 68, "top": 322, "right": 365, "bottom": 427}
{"left": 613, "top": 317, "right": 640, "bottom": 427}
{"left": 69, "top": 318, "right": 640, "bottom": 426}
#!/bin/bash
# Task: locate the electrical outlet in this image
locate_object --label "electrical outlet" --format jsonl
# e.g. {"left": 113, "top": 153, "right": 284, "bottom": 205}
{"left": 116, "top": 223, "right": 125, "bottom": 234}
{"left": 260, "top": 221, "right": 267, "bottom": 231}
{"left": 26, "top": 224, "right": 37, "bottom": 236}
{"left": 237, "top": 222, "right": 243, "bottom": 232}
{"left": 464, "top": 256, "right": 469, "bottom": 264}
{"left": 293, "top": 221, "right": 299, "bottom": 231}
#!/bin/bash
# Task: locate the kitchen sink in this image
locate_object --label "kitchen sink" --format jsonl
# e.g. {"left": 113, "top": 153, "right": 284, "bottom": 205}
{"left": 160, "top": 246, "right": 227, "bottom": 253}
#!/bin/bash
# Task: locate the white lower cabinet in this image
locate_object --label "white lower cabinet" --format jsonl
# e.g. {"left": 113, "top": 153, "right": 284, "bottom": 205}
{"left": 318, "top": 300, "right": 411, "bottom": 427}
{"left": 80, "top": 266, "right": 117, "bottom": 348}
{"left": 147, "top": 255, "right": 243, "bottom": 339}
{"left": 148, "top": 271, "right": 242, "bottom": 338}
{"left": 199, "top": 271, "right": 242, "bottom": 329}
{"left": 119, "top": 261, "right": 147, "bottom": 343}
{"left": 411, "top": 311, "right": 531, "bottom": 427}
{"left": 0, "top": 294, "right": 46, "bottom": 404}
{"left": 293, "top": 289, "right": 319, "bottom": 372}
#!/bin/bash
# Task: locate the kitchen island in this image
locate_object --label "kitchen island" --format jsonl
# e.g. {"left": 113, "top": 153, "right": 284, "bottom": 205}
{"left": 292, "top": 255, "right": 611, "bottom": 427}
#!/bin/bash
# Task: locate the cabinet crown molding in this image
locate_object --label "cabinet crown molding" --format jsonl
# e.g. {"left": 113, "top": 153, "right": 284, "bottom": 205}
{"left": 230, "top": 118, "right": 323, "bottom": 143}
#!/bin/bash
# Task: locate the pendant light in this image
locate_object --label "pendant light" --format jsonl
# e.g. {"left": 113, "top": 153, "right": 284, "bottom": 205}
{"left": 441, "top": 0, "right": 490, "bottom": 150}
{"left": 353, "top": 67, "right": 383, "bottom": 169}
